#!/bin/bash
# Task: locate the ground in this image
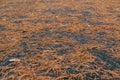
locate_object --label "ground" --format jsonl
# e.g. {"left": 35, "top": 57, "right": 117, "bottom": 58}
{"left": 0, "top": 0, "right": 120, "bottom": 80}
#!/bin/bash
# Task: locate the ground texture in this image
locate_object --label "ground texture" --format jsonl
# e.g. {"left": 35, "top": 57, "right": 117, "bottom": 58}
{"left": 0, "top": 0, "right": 120, "bottom": 80}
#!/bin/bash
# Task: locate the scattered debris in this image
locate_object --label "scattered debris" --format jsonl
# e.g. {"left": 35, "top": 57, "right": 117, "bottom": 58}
{"left": 9, "top": 58, "right": 21, "bottom": 62}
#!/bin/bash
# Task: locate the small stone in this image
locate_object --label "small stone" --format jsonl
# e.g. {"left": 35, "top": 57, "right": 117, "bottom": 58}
{"left": 9, "top": 58, "right": 21, "bottom": 62}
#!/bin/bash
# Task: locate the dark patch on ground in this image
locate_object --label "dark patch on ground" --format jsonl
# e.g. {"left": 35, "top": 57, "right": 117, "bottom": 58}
{"left": 105, "top": 38, "right": 117, "bottom": 48}
{"left": 81, "top": 11, "right": 93, "bottom": 17}
{"left": 17, "top": 15, "right": 27, "bottom": 19}
{"left": 0, "top": 59, "right": 13, "bottom": 66}
{"left": 44, "top": 7, "right": 78, "bottom": 15}
{"left": 28, "top": 19, "right": 41, "bottom": 24}
{"left": 39, "top": 28, "right": 52, "bottom": 37}
{"left": 51, "top": 30, "right": 91, "bottom": 44}
{"left": 36, "top": 44, "right": 45, "bottom": 51}
{"left": 0, "top": 25, "right": 5, "bottom": 32}
{"left": 37, "top": 69, "right": 47, "bottom": 76}
{"left": 89, "top": 48, "right": 120, "bottom": 70}
{"left": 21, "top": 42, "right": 29, "bottom": 53}
{"left": 46, "top": 69, "right": 59, "bottom": 78}
{"left": 44, "top": 20, "right": 53, "bottom": 24}
{"left": 85, "top": 73, "right": 101, "bottom": 80}
{"left": 82, "top": 18, "right": 112, "bottom": 26}
{"left": 13, "top": 20, "right": 22, "bottom": 25}
{"left": 66, "top": 67, "right": 80, "bottom": 75}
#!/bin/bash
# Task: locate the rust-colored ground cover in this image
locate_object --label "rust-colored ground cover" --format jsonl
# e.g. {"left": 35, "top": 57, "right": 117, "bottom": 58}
{"left": 0, "top": 0, "right": 120, "bottom": 80}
